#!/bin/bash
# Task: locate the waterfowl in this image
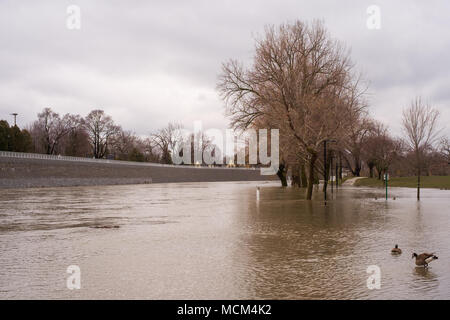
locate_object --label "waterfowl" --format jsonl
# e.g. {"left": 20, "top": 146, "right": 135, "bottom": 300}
{"left": 391, "top": 244, "right": 402, "bottom": 254}
{"left": 412, "top": 252, "right": 438, "bottom": 267}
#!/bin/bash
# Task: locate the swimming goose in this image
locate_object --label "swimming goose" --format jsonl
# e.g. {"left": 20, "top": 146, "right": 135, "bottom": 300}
{"left": 412, "top": 252, "right": 438, "bottom": 267}
{"left": 391, "top": 244, "right": 402, "bottom": 254}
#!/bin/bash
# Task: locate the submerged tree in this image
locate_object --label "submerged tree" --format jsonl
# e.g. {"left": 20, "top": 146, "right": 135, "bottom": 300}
{"left": 402, "top": 97, "right": 441, "bottom": 200}
{"left": 344, "top": 115, "right": 373, "bottom": 177}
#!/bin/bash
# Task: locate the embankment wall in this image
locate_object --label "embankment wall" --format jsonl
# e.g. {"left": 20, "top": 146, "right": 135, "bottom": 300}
{"left": 0, "top": 152, "right": 277, "bottom": 188}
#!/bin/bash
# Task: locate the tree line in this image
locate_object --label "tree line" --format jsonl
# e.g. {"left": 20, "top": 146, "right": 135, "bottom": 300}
{"left": 0, "top": 108, "right": 189, "bottom": 164}
{"left": 1, "top": 107, "right": 231, "bottom": 167}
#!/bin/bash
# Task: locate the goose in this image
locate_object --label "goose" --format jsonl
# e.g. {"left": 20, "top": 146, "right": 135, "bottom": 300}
{"left": 391, "top": 244, "right": 402, "bottom": 254}
{"left": 412, "top": 252, "right": 438, "bottom": 267}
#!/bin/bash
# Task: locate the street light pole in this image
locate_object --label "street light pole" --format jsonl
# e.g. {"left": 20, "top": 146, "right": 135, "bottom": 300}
{"left": 323, "top": 139, "right": 337, "bottom": 204}
{"left": 330, "top": 154, "right": 334, "bottom": 194}
{"left": 11, "top": 113, "right": 18, "bottom": 126}
{"left": 335, "top": 154, "right": 339, "bottom": 189}
{"left": 385, "top": 172, "right": 388, "bottom": 200}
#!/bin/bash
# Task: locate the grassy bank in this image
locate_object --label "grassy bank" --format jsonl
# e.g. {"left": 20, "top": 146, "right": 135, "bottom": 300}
{"left": 354, "top": 176, "right": 450, "bottom": 189}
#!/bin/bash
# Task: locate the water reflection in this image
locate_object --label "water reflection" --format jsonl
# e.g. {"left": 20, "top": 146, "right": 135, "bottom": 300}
{"left": 0, "top": 182, "right": 449, "bottom": 299}
{"left": 413, "top": 266, "right": 437, "bottom": 279}
{"left": 410, "top": 267, "right": 439, "bottom": 298}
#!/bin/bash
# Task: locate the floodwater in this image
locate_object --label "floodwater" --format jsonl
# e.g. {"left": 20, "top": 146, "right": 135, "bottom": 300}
{"left": 0, "top": 181, "right": 449, "bottom": 299}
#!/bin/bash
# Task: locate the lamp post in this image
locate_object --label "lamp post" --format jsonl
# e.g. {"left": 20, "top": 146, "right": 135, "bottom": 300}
{"left": 330, "top": 153, "right": 334, "bottom": 194}
{"left": 385, "top": 172, "right": 389, "bottom": 200}
{"left": 323, "top": 139, "right": 336, "bottom": 203}
{"left": 335, "top": 153, "right": 339, "bottom": 189}
{"left": 11, "top": 113, "right": 18, "bottom": 126}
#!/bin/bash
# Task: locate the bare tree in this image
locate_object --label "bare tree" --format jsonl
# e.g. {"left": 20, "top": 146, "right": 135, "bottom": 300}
{"left": 140, "top": 137, "right": 161, "bottom": 162}
{"left": 60, "top": 125, "right": 91, "bottom": 157}
{"left": 440, "top": 137, "right": 450, "bottom": 164}
{"left": 343, "top": 115, "right": 373, "bottom": 177}
{"left": 218, "top": 20, "right": 366, "bottom": 199}
{"left": 362, "top": 121, "right": 388, "bottom": 178}
{"left": 373, "top": 134, "right": 403, "bottom": 180}
{"left": 30, "top": 108, "right": 80, "bottom": 154}
{"left": 189, "top": 131, "right": 213, "bottom": 165}
{"left": 110, "top": 129, "right": 139, "bottom": 160}
{"left": 150, "top": 123, "right": 184, "bottom": 164}
{"left": 402, "top": 97, "right": 441, "bottom": 200}
{"left": 84, "top": 110, "right": 121, "bottom": 158}
{"left": 110, "top": 132, "right": 152, "bottom": 162}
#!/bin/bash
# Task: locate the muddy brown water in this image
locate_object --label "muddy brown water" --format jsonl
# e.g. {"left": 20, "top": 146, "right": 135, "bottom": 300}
{"left": 0, "top": 182, "right": 449, "bottom": 299}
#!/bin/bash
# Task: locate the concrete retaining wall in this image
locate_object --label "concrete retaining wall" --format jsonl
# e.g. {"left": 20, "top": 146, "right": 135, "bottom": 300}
{"left": 0, "top": 152, "right": 277, "bottom": 188}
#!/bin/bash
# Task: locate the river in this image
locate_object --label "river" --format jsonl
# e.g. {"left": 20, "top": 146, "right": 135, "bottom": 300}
{"left": 0, "top": 181, "right": 449, "bottom": 299}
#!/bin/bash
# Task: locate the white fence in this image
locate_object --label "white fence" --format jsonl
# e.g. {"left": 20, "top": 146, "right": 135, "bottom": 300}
{"left": 0, "top": 151, "right": 257, "bottom": 171}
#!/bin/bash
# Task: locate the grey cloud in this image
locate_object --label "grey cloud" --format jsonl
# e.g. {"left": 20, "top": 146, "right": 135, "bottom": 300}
{"left": 0, "top": 0, "right": 448, "bottom": 138}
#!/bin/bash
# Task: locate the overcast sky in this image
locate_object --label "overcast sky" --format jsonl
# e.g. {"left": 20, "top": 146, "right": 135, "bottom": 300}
{"left": 1, "top": 0, "right": 449, "bottom": 138}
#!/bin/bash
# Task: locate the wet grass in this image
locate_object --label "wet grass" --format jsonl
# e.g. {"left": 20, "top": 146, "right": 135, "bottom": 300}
{"left": 354, "top": 176, "right": 450, "bottom": 189}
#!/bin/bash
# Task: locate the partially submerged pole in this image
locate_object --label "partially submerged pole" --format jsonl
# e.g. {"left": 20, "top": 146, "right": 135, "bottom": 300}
{"left": 335, "top": 157, "right": 338, "bottom": 189}
{"left": 330, "top": 155, "right": 333, "bottom": 194}
{"left": 385, "top": 172, "right": 388, "bottom": 200}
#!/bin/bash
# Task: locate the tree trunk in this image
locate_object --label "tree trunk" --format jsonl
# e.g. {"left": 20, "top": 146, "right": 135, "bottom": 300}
{"left": 335, "top": 158, "right": 339, "bottom": 188}
{"left": 46, "top": 138, "right": 52, "bottom": 155}
{"left": 353, "top": 155, "right": 361, "bottom": 177}
{"left": 291, "top": 174, "right": 300, "bottom": 187}
{"left": 415, "top": 151, "right": 421, "bottom": 200}
{"left": 306, "top": 153, "right": 317, "bottom": 200}
{"left": 277, "top": 163, "right": 288, "bottom": 187}
{"left": 291, "top": 164, "right": 301, "bottom": 187}
{"left": 369, "top": 164, "right": 374, "bottom": 178}
{"left": 300, "top": 163, "right": 307, "bottom": 188}
{"left": 355, "top": 165, "right": 361, "bottom": 177}
{"left": 417, "top": 168, "right": 421, "bottom": 201}
{"left": 322, "top": 150, "right": 332, "bottom": 193}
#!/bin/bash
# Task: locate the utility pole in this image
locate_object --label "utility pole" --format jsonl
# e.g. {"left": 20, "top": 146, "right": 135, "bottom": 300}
{"left": 330, "top": 154, "right": 334, "bottom": 194}
{"left": 335, "top": 154, "right": 339, "bottom": 189}
{"left": 11, "top": 113, "right": 18, "bottom": 126}
{"left": 385, "top": 172, "right": 388, "bottom": 200}
{"left": 323, "top": 139, "right": 337, "bottom": 204}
